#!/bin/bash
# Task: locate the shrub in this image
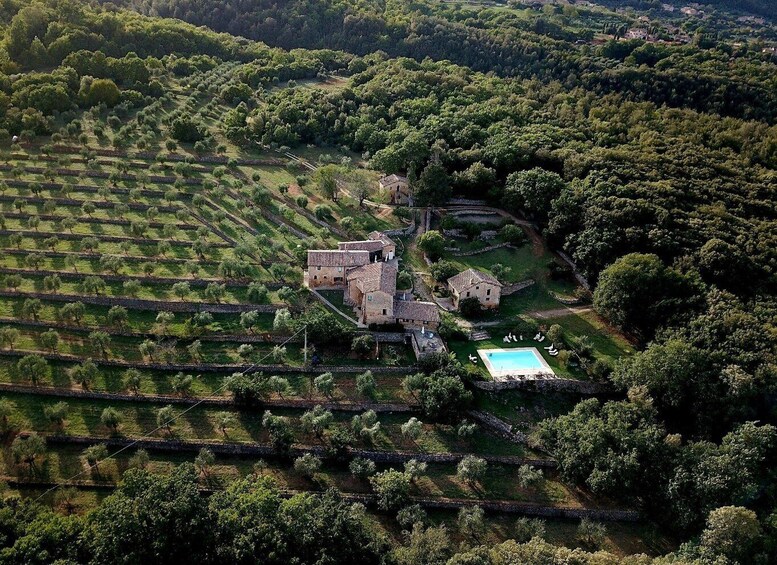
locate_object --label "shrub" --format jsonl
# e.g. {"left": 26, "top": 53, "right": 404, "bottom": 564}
{"left": 458, "top": 297, "right": 483, "bottom": 319}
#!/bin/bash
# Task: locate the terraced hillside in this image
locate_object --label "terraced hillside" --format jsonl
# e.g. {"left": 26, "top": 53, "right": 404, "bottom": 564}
{"left": 0, "top": 63, "right": 660, "bottom": 555}
{"left": 4, "top": 0, "right": 776, "bottom": 561}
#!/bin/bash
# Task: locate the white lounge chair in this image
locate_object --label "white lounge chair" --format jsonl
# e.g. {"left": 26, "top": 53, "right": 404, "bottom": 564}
{"left": 533, "top": 333, "right": 541, "bottom": 341}
{"left": 537, "top": 336, "right": 546, "bottom": 343}
{"left": 549, "top": 350, "right": 559, "bottom": 357}
{"left": 503, "top": 336, "right": 511, "bottom": 343}
{"left": 544, "top": 344, "right": 554, "bottom": 350}
{"left": 519, "top": 335, "right": 524, "bottom": 341}
{"left": 468, "top": 354, "right": 478, "bottom": 364}
{"left": 511, "top": 335, "right": 519, "bottom": 342}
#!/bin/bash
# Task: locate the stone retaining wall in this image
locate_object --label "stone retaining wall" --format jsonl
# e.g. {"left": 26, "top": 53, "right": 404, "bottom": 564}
{"left": 1, "top": 210, "right": 192, "bottom": 229}
{"left": 5, "top": 178, "right": 175, "bottom": 199}
{"left": 0, "top": 290, "right": 281, "bottom": 313}
{"left": 549, "top": 291, "right": 586, "bottom": 306}
{"left": 414, "top": 497, "right": 639, "bottom": 521}
{"left": 12, "top": 153, "right": 212, "bottom": 176}
{"left": 1, "top": 475, "right": 639, "bottom": 521}
{"left": 502, "top": 279, "right": 536, "bottom": 296}
{"left": 382, "top": 219, "right": 416, "bottom": 237}
{"left": 0, "top": 163, "right": 201, "bottom": 186}
{"left": 1, "top": 247, "right": 218, "bottom": 266}
{"left": 0, "top": 382, "right": 415, "bottom": 412}
{"left": 468, "top": 410, "right": 533, "bottom": 450}
{"left": 0, "top": 193, "right": 180, "bottom": 214}
{"left": 41, "top": 143, "right": 286, "bottom": 166}
{"left": 450, "top": 242, "right": 514, "bottom": 257}
{"left": 0, "top": 229, "right": 230, "bottom": 247}
{"left": 447, "top": 199, "right": 488, "bottom": 206}
{"left": 473, "top": 378, "right": 612, "bottom": 395}
{"left": 0, "top": 349, "right": 410, "bottom": 374}
{"left": 557, "top": 251, "right": 591, "bottom": 292}
{"left": 0, "top": 267, "right": 264, "bottom": 289}
{"left": 0, "top": 317, "right": 404, "bottom": 346}
{"left": 41, "top": 434, "right": 552, "bottom": 468}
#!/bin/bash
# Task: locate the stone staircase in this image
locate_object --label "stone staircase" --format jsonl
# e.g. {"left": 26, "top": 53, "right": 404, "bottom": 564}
{"left": 470, "top": 330, "right": 491, "bottom": 341}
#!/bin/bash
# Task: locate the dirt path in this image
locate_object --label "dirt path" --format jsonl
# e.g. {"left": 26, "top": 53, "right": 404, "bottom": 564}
{"left": 529, "top": 306, "right": 593, "bottom": 320}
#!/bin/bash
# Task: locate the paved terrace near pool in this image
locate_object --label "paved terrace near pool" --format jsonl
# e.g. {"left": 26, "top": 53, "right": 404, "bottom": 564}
{"left": 477, "top": 347, "right": 555, "bottom": 382}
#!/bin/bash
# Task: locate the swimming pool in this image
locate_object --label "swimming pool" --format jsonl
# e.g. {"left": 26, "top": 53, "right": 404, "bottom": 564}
{"left": 477, "top": 347, "right": 554, "bottom": 379}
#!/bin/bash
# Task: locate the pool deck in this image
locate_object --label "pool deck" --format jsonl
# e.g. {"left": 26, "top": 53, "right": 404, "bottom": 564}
{"left": 477, "top": 347, "right": 555, "bottom": 381}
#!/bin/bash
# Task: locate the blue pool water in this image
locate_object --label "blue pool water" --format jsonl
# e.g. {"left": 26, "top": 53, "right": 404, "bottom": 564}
{"left": 482, "top": 349, "right": 544, "bottom": 372}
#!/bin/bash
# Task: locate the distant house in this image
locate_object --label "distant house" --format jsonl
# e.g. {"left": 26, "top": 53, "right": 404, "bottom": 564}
{"left": 447, "top": 268, "right": 503, "bottom": 310}
{"left": 379, "top": 174, "right": 411, "bottom": 205}
{"left": 625, "top": 28, "right": 649, "bottom": 40}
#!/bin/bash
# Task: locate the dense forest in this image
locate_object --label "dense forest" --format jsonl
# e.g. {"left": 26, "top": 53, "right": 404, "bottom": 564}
{"left": 0, "top": 0, "right": 774, "bottom": 562}
{"left": 235, "top": 56, "right": 777, "bottom": 292}
{"left": 107, "top": 0, "right": 777, "bottom": 122}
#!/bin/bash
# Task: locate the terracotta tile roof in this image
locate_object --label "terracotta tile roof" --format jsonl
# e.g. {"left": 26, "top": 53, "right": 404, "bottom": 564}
{"left": 368, "top": 231, "right": 396, "bottom": 247}
{"left": 307, "top": 250, "right": 370, "bottom": 268}
{"left": 338, "top": 240, "right": 385, "bottom": 252}
{"left": 393, "top": 299, "right": 440, "bottom": 323}
{"left": 379, "top": 174, "right": 408, "bottom": 185}
{"left": 347, "top": 261, "right": 397, "bottom": 294}
{"left": 447, "top": 268, "right": 503, "bottom": 292}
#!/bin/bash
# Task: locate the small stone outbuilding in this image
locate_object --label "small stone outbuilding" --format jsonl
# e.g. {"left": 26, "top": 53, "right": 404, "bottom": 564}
{"left": 447, "top": 268, "right": 502, "bottom": 310}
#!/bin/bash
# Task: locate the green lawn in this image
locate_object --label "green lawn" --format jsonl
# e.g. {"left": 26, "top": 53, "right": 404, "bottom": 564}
{"left": 447, "top": 308, "right": 632, "bottom": 380}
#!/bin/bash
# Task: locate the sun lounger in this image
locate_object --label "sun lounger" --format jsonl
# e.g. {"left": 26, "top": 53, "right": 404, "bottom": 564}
{"left": 511, "top": 335, "right": 519, "bottom": 342}
{"left": 537, "top": 336, "right": 545, "bottom": 342}
{"left": 543, "top": 344, "right": 554, "bottom": 350}
{"left": 549, "top": 350, "right": 559, "bottom": 357}
{"left": 503, "top": 336, "right": 511, "bottom": 343}
{"left": 533, "top": 333, "right": 541, "bottom": 341}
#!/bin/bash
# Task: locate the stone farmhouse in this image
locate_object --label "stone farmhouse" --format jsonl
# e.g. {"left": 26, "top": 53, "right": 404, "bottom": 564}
{"left": 448, "top": 268, "right": 502, "bottom": 310}
{"left": 379, "top": 173, "right": 411, "bottom": 205}
{"left": 305, "top": 232, "right": 438, "bottom": 329}
{"left": 338, "top": 231, "right": 396, "bottom": 261}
